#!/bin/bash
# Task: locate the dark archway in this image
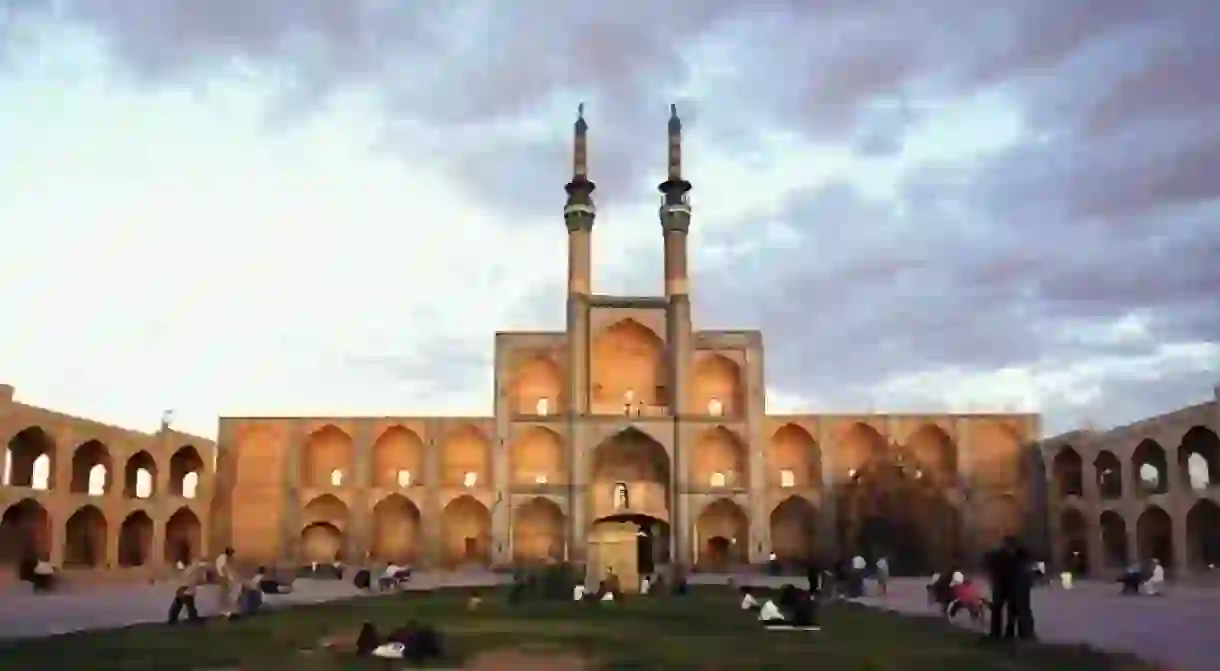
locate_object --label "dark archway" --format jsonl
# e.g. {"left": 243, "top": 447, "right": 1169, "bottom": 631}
{"left": 0, "top": 499, "right": 51, "bottom": 564}
{"left": 694, "top": 499, "right": 748, "bottom": 571}
{"left": 1094, "top": 451, "right": 1123, "bottom": 500}
{"left": 4, "top": 427, "right": 56, "bottom": 490}
{"left": 1100, "top": 511, "right": 1129, "bottom": 569}
{"left": 441, "top": 495, "right": 491, "bottom": 567}
{"left": 64, "top": 505, "right": 108, "bottom": 567}
{"left": 70, "top": 440, "right": 112, "bottom": 495}
{"left": 1185, "top": 499, "right": 1220, "bottom": 570}
{"left": 1052, "top": 447, "right": 1083, "bottom": 497}
{"left": 1060, "top": 507, "right": 1089, "bottom": 574}
{"left": 122, "top": 451, "right": 158, "bottom": 499}
{"left": 164, "top": 507, "right": 202, "bottom": 565}
{"left": 118, "top": 511, "right": 154, "bottom": 567}
{"left": 1131, "top": 440, "right": 1169, "bottom": 495}
{"left": 169, "top": 445, "right": 205, "bottom": 498}
{"left": 770, "top": 496, "right": 818, "bottom": 566}
{"left": 1136, "top": 505, "right": 1174, "bottom": 569}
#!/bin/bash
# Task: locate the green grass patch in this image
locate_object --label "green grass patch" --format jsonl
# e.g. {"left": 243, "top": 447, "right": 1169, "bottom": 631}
{"left": 0, "top": 587, "right": 1160, "bottom": 670}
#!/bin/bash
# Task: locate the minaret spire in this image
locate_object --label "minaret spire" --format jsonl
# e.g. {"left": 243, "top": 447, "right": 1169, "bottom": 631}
{"left": 659, "top": 103, "right": 692, "bottom": 205}
{"left": 565, "top": 103, "right": 595, "bottom": 208}
{"left": 564, "top": 104, "right": 596, "bottom": 296}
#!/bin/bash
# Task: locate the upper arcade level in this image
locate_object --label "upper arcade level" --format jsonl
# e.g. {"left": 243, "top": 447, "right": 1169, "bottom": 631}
{"left": 495, "top": 318, "right": 762, "bottom": 422}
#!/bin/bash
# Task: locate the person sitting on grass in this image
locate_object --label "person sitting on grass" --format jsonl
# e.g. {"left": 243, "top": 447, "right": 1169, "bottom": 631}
{"left": 740, "top": 586, "right": 759, "bottom": 610}
{"left": 758, "top": 598, "right": 785, "bottom": 622}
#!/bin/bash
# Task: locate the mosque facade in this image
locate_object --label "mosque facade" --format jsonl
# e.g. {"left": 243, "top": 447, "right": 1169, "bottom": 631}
{"left": 5, "top": 109, "right": 1215, "bottom": 584}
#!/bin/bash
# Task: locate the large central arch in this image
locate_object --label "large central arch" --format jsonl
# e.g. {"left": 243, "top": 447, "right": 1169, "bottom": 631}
{"left": 590, "top": 428, "right": 672, "bottom": 573}
{"left": 590, "top": 318, "right": 665, "bottom": 413}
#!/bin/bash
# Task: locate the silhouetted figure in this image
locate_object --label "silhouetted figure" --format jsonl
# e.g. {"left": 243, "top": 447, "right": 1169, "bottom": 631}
{"left": 987, "top": 537, "right": 1035, "bottom": 640}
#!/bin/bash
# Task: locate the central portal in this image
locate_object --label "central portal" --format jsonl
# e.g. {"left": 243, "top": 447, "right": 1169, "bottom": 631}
{"left": 588, "top": 428, "right": 672, "bottom": 589}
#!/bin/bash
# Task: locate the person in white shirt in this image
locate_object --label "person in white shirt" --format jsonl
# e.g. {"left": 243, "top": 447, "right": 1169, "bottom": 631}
{"left": 950, "top": 570, "right": 965, "bottom": 587}
{"left": 875, "top": 557, "right": 890, "bottom": 596}
{"left": 1142, "top": 558, "right": 1165, "bottom": 596}
{"left": 572, "top": 583, "right": 586, "bottom": 601}
{"left": 740, "top": 590, "right": 759, "bottom": 610}
{"left": 214, "top": 547, "right": 236, "bottom": 617}
{"left": 758, "top": 599, "right": 784, "bottom": 622}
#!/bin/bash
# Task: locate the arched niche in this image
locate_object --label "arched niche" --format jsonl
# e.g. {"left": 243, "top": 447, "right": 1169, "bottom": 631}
{"left": 118, "top": 511, "right": 153, "bottom": 567}
{"left": 511, "top": 354, "right": 563, "bottom": 416}
{"left": 834, "top": 423, "right": 888, "bottom": 482}
{"left": 1136, "top": 505, "right": 1173, "bottom": 568}
{"left": 1059, "top": 507, "right": 1089, "bottom": 574}
{"left": 510, "top": 427, "right": 565, "bottom": 487}
{"left": 690, "top": 426, "right": 747, "bottom": 490}
{"left": 691, "top": 353, "right": 744, "bottom": 417}
{"left": 590, "top": 428, "right": 671, "bottom": 521}
{"left": 590, "top": 319, "right": 665, "bottom": 412}
{"left": 169, "top": 446, "right": 204, "bottom": 498}
{"left": 440, "top": 424, "right": 490, "bottom": 488}
{"left": 1131, "top": 440, "right": 1169, "bottom": 495}
{"left": 370, "top": 494, "right": 421, "bottom": 564}
{"left": 1100, "top": 510, "right": 1129, "bottom": 569}
{"left": 372, "top": 426, "right": 424, "bottom": 489}
{"left": 0, "top": 499, "right": 51, "bottom": 564}
{"left": 300, "top": 425, "right": 354, "bottom": 489}
{"left": 512, "top": 497, "right": 565, "bottom": 564}
{"left": 769, "top": 496, "right": 818, "bottom": 564}
{"left": 1185, "top": 499, "right": 1220, "bottom": 570}
{"left": 164, "top": 507, "right": 202, "bottom": 565}
{"left": 303, "top": 494, "right": 349, "bottom": 531}
{"left": 905, "top": 424, "right": 957, "bottom": 485}
{"left": 70, "top": 440, "right": 112, "bottom": 495}
{"left": 64, "top": 505, "right": 108, "bottom": 567}
{"left": 694, "top": 498, "right": 749, "bottom": 570}
{"left": 768, "top": 424, "right": 821, "bottom": 489}
{"left": 4, "top": 427, "right": 56, "bottom": 490}
{"left": 969, "top": 422, "right": 1025, "bottom": 489}
{"left": 441, "top": 495, "right": 491, "bottom": 567}
{"left": 1052, "top": 447, "right": 1084, "bottom": 498}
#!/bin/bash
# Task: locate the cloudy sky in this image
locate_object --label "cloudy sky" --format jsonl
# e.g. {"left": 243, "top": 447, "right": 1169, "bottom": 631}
{"left": 1, "top": 1, "right": 1217, "bottom": 440}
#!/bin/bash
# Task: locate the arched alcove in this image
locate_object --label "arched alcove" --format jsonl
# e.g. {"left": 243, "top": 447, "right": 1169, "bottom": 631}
{"left": 590, "top": 319, "right": 665, "bottom": 412}
{"left": 691, "top": 426, "right": 747, "bottom": 490}
{"left": 118, "top": 511, "right": 153, "bottom": 567}
{"left": 164, "top": 507, "right": 202, "bottom": 565}
{"left": 370, "top": 494, "right": 421, "bottom": 564}
{"left": 372, "top": 426, "right": 425, "bottom": 489}
{"left": 1094, "top": 451, "right": 1123, "bottom": 499}
{"left": 1179, "top": 427, "right": 1219, "bottom": 491}
{"left": 512, "top": 497, "right": 565, "bottom": 564}
{"left": 769, "top": 496, "right": 818, "bottom": 564}
{"left": 441, "top": 495, "right": 491, "bottom": 567}
{"left": 1136, "top": 505, "right": 1173, "bottom": 568}
{"left": 510, "top": 427, "right": 565, "bottom": 487}
{"left": 906, "top": 424, "right": 957, "bottom": 485}
{"left": 768, "top": 424, "right": 821, "bottom": 489}
{"left": 1060, "top": 507, "right": 1089, "bottom": 574}
{"left": 1185, "top": 499, "right": 1220, "bottom": 570}
{"left": 591, "top": 428, "right": 671, "bottom": 520}
{"left": 0, "top": 499, "right": 51, "bottom": 564}
{"left": 70, "top": 440, "right": 112, "bottom": 495}
{"left": 4, "top": 427, "right": 56, "bottom": 490}
{"left": 123, "top": 451, "right": 158, "bottom": 499}
{"left": 1100, "top": 511, "right": 1128, "bottom": 569}
{"left": 691, "top": 354, "right": 744, "bottom": 417}
{"left": 1131, "top": 440, "right": 1169, "bottom": 495}
{"left": 300, "top": 426, "right": 354, "bottom": 489}
{"left": 695, "top": 499, "right": 749, "bottom": 570}
{"left": 511, "top": 355, "right": 563, "bottom": 416}
{"left": 835, "top": 423, "right": 888, "bottom": 481}
{"left": 441, "top": 425, "right": 490, "bottom": 488}
{"left": 1052, "top": 447, "right": 1084, "bottom": 498}
{"left": 169, "top": 446, "right": 204, "bottom": 498}
{"left": 64, "top": 505, "right": 108, "bottom": 567}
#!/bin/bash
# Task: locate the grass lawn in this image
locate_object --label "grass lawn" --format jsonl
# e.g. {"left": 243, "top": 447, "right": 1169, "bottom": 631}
{"left": 0, "top": 586, "right": 1160, "bottom": 670}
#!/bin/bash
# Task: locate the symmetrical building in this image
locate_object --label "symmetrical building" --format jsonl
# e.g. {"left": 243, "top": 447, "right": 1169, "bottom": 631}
{"left": 8, "top": 108, "right": 1207, "bottom": 584}
{"left": 1041, "top": 390, "right": 1220, "bottom": 577}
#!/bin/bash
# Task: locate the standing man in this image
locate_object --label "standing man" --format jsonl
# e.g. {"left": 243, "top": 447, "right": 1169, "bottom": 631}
{"left": 875, "top": 556, "right": 890, "bottom": 596}
{"left": 986, "top": 539, "right": 1013, "bottom": 639}
{"left": 214, "top": 546, "right": 236, "bottom": 619}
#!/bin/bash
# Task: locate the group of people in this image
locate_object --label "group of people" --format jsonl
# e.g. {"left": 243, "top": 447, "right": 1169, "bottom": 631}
{"left": 167, "top": 546, "right": 292, "bottom": 624}
{"left": 1118, "top": 558, "right": 1166, "bottom": 596}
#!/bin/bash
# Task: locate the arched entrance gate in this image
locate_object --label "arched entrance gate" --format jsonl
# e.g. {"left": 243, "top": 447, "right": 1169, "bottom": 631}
{"left": 587, "top": 428, "right": 671, "bottom": 590}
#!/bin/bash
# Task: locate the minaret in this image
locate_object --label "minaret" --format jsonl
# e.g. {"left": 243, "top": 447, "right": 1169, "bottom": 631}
{"left": 565, "top": 103, "right": 595, "bottom": 296}
{"left": 564, "top": 105, "right": 594, "bottom": 563}
{"left": 660, "top": 104, "right": 694, "bottom": 567}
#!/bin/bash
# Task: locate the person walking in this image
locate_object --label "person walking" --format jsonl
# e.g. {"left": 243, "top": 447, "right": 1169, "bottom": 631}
{"left": 875, "top": 557, "right": 890, "bottom": 596}
{"left": 168, "top": 560, "right": 204, "bottom": 624}
{"left": 214, "top": 546, "right": 236, "bottom": 618}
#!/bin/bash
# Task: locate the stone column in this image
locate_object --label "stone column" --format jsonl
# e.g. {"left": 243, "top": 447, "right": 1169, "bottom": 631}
{"left": 955, "top": 419, "right": 976, "bottom": 562}
{"left": 279, "top": 420, "right": 305, "bottom": 564}
{"left": 1080, "top": 461, "right": 1105, "bottom": 576}
{"left": 422, "top": 423, "right": 442, "bottom": 568}
{"left": 818, "top": 422, "right": 838, "bottom": 558}
{"left": 667, "top": 294, "right": 693, "bottom": 567}
{"left": 347, "top": 422, "right": 373, "bottom": 563}
{"left": 567, "top": 294, "right": 590, "bottom": 564}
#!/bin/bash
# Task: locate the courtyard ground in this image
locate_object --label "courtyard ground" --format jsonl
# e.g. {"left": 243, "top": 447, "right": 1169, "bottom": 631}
{"left": 0, "top": 582, "right": 1163, "bottom": 670}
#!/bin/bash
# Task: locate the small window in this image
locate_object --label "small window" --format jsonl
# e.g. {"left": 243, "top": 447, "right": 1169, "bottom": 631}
{"left": 135, "top": 469, "right": 154, "bottom": 499}
{"left": 707, "top": 399, "right": 723, "bottom": 416}
{"left": 534, "top": 473, "right": 548, "bottom": 484}
{"left": 182, "top": 472, "right": 199, "bottom": 499}
{"left": 710, "top": 472, "right": 726, "bottom": 488}
{"left": 613, "top": 482, "right": 629, "bottom": 510}
{"left": 535, "top": 398, "right": 550, "bottom": 416}
{"left": 330, "top": 469, "right": 344, "bottom": 487}
{"left": 780, "top": 469, "right": 796, "bottom": 488}
{"left": 463, "top": 471, "right": 478, "bottom": 488}
{"left": 397, "top": 469, "right": 412, "bottom": 488}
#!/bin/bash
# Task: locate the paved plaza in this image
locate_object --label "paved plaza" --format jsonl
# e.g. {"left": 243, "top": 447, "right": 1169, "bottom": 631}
{"left": 2, "top": 574, "right": 1216, "bottom": 670}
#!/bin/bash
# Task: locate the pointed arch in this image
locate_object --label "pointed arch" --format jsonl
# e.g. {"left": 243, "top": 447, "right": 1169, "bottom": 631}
{"left": 118, "top": 511, "right": 154, "bottom": 567}
{"left": 164, "top": 507, "right": 202, "bottom": 565}
{"left": 511, "top": 354, "right": 564, "bottom": 416}
{"left": 691, "top": 426, "right": 747, "bottom": 489}
{"left": 591, "top": 428, "right": 670, "bottom": 521}
{"left": 302, "top": 494, "right": 349, "bottom": 529}
{"left": 372, "top": 426, "right": 425, "bottom": 489}
{"left": 1052, "top": 447, "right": 1084, "bottom": 498}
{"left": 835, "top": 423, "right": 888, "bottom": 481}
{"left": 300, "top": 425, "right": 354, "bottom": 489}
{"left": 590, "top": 318, "right": 666, "bottom": 411}
{"left": 1099, "top": 510, "right": 1128, "bottom": 568}
{"left": 695, "top": 498, "right": 749, "bottom": 570}
{"left": 512, "top": 497, "right": 565, "bottom": 564}
{"left": 691, "top": 353, "right": 744, "bottom": 417}
{"left": 169, "top": 445, "right": 204, "bottom": 497}
{"left": 1136, "top": 505, "right": 1173, "bottom": 567}
{"left": 64, "top": 505, "right": 108, "bottom": 567}
{"left": 1059, "top": 507, "right": 1089, "bottom": 573}
{"left": 123, "top": 450, "right": 158, "bottom": 499}
{"left": 510, "top": 427, "right": 565, "bottom": 487}
{"left": 0, "top": 499, "right": 51, "bottom": 564}
{"left": 1131, "top": 439, "right": 1169, "bottom": 495}
{"left": 1185, "top": 499, "right": 1220, "bottom": 570}
{"left": 768, "top": 424, "right": 821, "bottom": 489}
{"left": 4, "top": 427, "right": 56, "bottom": 490}
{"left": 70, "top": 440, "right": 112, "bottom": 495}
{"left": 440, "top": 424, "right": 490, "bottom": 488}
{"left": 371, "top": 494, "right": 421, "bottom": 564}
{"left": 1094, "top": 451, "right": 1123, "bottom": 499}
{"left": 769, "top": 495, "right": 818, "bottom": 564}
{"left": 905, "top": 424, "right": 957, "bottom": 484}
{"left": 441, "top": 495, "right": 491, "bottom": 567}
{"left": 1179, "top": 426, "right": 1219, "bottom": 491}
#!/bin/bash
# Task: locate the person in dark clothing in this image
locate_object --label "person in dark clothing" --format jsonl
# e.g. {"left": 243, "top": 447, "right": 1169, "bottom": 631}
{"left": 806, "top": 559, "right": 823, "bottom": 595}
{"left": 987, "top": 537, "right": 1036, "bottom": 640}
